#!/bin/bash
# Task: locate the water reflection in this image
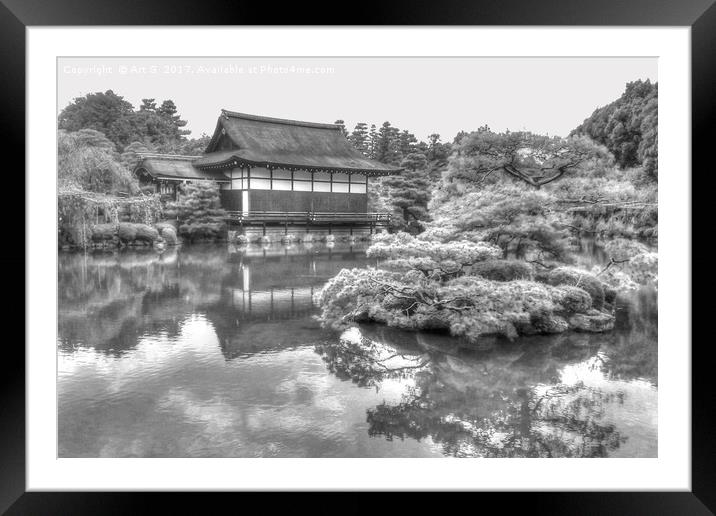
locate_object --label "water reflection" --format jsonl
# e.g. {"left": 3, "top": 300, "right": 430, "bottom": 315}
{"left": 58, "top": 242, "right": 656, "bottom": 457}
{"left": 58, "top": 243, "right": 372, "bottom": 359}
{"left": 316, "top": 321, "right": 656, "bottom": 457}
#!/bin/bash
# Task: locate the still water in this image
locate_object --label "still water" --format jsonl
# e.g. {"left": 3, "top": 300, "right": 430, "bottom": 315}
{"left": 58, "top": 242, "right": 657, "bottom": 457}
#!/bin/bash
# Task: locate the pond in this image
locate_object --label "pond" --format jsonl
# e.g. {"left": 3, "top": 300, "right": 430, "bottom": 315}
{"left": 58, "top": 241, "right": 657, "bottom": 457}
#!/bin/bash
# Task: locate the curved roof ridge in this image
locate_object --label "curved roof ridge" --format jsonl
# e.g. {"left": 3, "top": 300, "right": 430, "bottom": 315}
{"left": 136, "top": 153, "right": 202, "bottom": 161}
{"left": 221, "top": 109, "right": 340, "bottom": 130}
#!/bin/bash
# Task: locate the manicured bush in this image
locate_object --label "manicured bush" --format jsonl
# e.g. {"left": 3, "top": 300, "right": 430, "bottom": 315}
{"left": 117, "top": 223, "right": 137, "bottom": 243}
{"left": 90, "top": 223, "right": 116, "bottom": 241}
{"left": 552, "top": 285, "right": 593, "bottom": 313}
{"left": 470, "top": 259, "right": 533, "bottom": 282}
{"left": 168, "top": 182, "right": 227, "bottom": 242}
{"left": 545, "top": 267, "right": 606, "bottom": 310}
{"left": 117, "top": 222, "right": 161, "bottom": 245}
{"left": 159, "top": 225, "right": 178, "bottom": 246}
{"left": 154, "top": 221, "right": 176, "bottom": 232}
{"left": 315, "top": 268, "right": 613, "bottom": 343}
{"left": 135, "top": 224, "right": 160, "bottom": 244}
{"left": 367, "top": 232, "right": 501, "bottom": 265}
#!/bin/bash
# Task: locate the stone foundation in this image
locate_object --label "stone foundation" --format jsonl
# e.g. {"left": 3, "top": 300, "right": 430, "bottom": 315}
{"left": 228, "top": 225, "right": 386, "bottom": 244}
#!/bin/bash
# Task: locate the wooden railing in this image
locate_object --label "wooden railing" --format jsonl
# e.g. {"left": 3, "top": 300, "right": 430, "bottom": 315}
{"left": 224, "top": 211, "right": 390, "bottom": 224}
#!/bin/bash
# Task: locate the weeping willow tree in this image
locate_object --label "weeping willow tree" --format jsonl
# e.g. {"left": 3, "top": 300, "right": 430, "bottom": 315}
{"left": 58, "top": 188, "right": 162, "bottom": 249}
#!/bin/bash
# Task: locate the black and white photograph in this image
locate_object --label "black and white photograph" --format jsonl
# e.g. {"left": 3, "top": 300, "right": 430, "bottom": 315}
{"left": 55, "top": 56, "right": 659, "bottom": 459}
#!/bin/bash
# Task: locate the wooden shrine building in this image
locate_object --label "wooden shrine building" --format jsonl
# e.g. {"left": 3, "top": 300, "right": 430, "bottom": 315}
{"left": 134, "top": 110, "right": 402, "bottom": 237}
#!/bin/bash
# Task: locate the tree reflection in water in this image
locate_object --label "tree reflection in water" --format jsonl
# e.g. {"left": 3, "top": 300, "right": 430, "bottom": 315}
{"left": 315, "top": 319, "right": 655, "bottom": 457}
{"left": 58, "top": 241, "right": 655, "bottom": 457}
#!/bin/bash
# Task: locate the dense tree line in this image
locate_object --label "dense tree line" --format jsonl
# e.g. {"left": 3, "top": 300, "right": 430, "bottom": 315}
{"left": 337, "top": 79, "right": 658, "bottom": 245}
{"left": 338, "top": 119, "right": 451, "bottom": 166}
{"left": 571, "top": 79, "right": 658, "bottom": 181}
{"left": 59, "top": 90, "right": 198, "bottom": 152}
{"left": 58, "top": 91, "right": 210, "bottom": 195}
{"left": 59, "top": 80, "right": 657, "bottom": 248}
{"left": 336, "top": 119, "right": 454, "bottom": 234}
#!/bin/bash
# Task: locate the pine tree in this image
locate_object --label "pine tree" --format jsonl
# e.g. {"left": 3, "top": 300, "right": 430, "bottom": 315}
{"left": 381, "top": 152, "right": 432, "bottom": 233}
{"left": 377, "top": 122, "right": 403, "bottom": 164}
{"left": 120, "top": 141, "right": 154, "bottom": 171}
{"left": 168, "top": 182, "right": 227, "bottom": 242}
{"left": 334, "top": 120, "right": 349, "bottom": 137}
{"left": 376, "top": 122, "right": 393, "bottom": 162}
{"left": 349, "top": 122, "right": 369, "bottom": 156}
{"left": 368, "top": 124, "right": 378, "bottom": 159}
{"left": 139, "top": 98, "right": 157, "bottom": 112}
{"left": 401, "top": 152, "right": 428, "bottom": 172}
{"left": 387, "top": 129, "right": 403, "bottom": 164}
{"left": 398, "top": 130, "right": 418, "bottom": 157}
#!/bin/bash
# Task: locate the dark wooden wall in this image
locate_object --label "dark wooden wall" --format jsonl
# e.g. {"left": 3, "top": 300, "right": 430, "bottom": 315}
{"left": 220, "top": 190, "right": 242, "bottom": 211}
{"left": 247, "top": 191, "right": 368, "bottom": 213}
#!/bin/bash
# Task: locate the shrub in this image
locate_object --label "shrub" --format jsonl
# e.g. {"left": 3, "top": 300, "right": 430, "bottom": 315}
{"left": 315, "top": 268, "right": 613, "bottom": 342}
{"left": 470, "top": 259, "right": 533, "bottom": 282}
{"left": 367, "top": 233, "right": 502, "bottom": 282}
{"left": 595, "top": 251, "right": 658, "bottom": 291}
{"left": 135, "top": 224, "right": 160, "bottom": 244}
{"left": 159, "top": 225, "right": 178, "bottom": 246}
{"left": 427, "top": 181, "right": 571, "bottom": 259}
{"left": 368, "top": 233, "right": 501, "bottom": 265}
{"left": 154, "top": 221, "right": 176, "bottom": 232}
{"left": 117, "top": 222, "right": 160, "bottom": 245}
{"left": 117, "top": 223, "right": 137, "bottom": 243}
{"left": 168, "top": 182, "right": 227, "bottom": 242}
{"left": 90, "top": 223, "right": 116, "bottom": 241}
{"left": 545, "top": 267, "right": 606, "bottom": 310}
{"left": 552, "top": 285, "right": 593, "bottom": 313}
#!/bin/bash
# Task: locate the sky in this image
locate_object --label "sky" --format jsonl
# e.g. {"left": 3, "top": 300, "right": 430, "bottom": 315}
{"left": 58, "top": 57, "right": 656, "bottom": 141}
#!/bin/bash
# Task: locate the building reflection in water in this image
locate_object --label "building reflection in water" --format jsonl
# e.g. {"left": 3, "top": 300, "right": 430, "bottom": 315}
{"left": 209, "top": 243, "right": 374, "bottom": 359}
{"left": 57, "top": 242, "right": 374, "bottom": 359}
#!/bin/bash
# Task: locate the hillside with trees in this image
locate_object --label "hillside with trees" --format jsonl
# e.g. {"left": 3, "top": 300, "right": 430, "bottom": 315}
{"left": 571, "top": 79, "right": 657, "bottom": 181}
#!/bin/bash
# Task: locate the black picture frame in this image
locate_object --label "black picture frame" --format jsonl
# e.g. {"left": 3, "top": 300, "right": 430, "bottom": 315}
{"left": 5, "top": 0, "right": 709, "bottom": 512}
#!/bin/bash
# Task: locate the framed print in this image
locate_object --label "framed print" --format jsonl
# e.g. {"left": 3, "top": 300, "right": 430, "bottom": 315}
{"left": 5, "top": 0, "right": 711, "bottom": 512}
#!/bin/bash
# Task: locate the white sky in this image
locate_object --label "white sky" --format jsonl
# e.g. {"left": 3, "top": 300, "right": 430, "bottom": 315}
{"left": 58, "top": 57, "right": 656, "bottom": 141}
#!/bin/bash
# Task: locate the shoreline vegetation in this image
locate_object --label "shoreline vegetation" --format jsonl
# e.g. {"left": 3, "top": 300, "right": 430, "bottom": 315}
{"left": 58, "top": 80, "right": 658, "bottom": 343}
{"left": 313, "top": 233, "right": 656, "bottom": 343}
{"left": 313, "top": 80, "right": 658, "bottom": 342}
